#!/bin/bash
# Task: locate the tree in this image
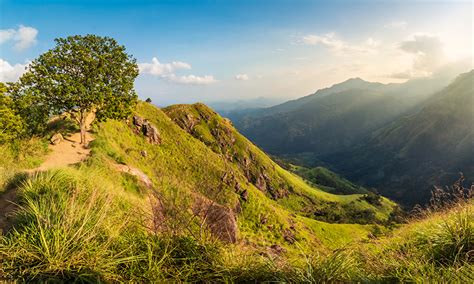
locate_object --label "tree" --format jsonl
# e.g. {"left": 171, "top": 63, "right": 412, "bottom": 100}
{"left": 0, "top": 83, "right": 23, "bottom": 144}
{"left": 15, "top": 35, "right": 139, "bottom": 144}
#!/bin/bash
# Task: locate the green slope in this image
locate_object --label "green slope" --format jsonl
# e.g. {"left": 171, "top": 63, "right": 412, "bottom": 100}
{"left": 162, "top": 103, "right": 395, "bottom": 224}
{"left": 91, "top": 102, "right": 397, "bottom": 247}
{"left": 289, "top": 165, "right": 369, "bottom": 195}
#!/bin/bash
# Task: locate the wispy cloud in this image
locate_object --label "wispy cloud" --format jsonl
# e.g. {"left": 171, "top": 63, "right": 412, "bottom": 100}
{"left": 0, "top": 58, "right": 29, "bottom": 82}
{"left": 235, "top": 74, "right": 249, "bottom": 80}
{"left": 167, "top": 74, "right": 217, "bottom": 85}
{"left": 139, "top": 57, "right": 217, "bottom": 85}
{"left": 0, "top": 25, "right": 38, "bottom": 51}
{"left": 388, "top": 34, "right": 445, "bottom": 79}
{"left": 384, "top": 21, "right": 407, "bottom": 29}
{"left": 300, "top": 33, "right": 378, "bottom": 55}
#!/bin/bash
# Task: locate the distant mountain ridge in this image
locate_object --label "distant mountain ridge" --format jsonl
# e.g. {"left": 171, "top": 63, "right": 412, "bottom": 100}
{"left": 228, "top": 67, "right": 473, "bottom": 206}
{"left": 325, "top": 70, "right": 474, "bottom": 205}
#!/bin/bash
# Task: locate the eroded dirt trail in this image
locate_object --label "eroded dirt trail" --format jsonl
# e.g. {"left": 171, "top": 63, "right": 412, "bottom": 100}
{"left": 0, "top": 131, "right": 94, "bottom": 233}
{"left": 33, "top": 132, "right": 93, "bottom": 171}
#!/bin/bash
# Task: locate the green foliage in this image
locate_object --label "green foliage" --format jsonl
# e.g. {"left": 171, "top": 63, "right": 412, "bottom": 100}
{"left": 0, "top": 138, "right": 48, "bottom": 192}
{"left": 0, "top": 83, "right": 23, "bottom": 143}
{"left": 13, "top": 34, "right": 139, "bottom": 142}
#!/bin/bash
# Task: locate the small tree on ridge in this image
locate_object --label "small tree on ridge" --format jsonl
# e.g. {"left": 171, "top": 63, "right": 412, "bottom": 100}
{"left": 15, "top": 34, "right": 139, "bottom": 144}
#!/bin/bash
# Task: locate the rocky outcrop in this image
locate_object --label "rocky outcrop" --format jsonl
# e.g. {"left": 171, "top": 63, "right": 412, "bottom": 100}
{"left": 133, "top": 115, "right": 161, "bottom": 145}
{"left": 50, "top": 133, "right": 64, "bottom": 145}
{"left": 192, "top": 197, "right": 238, "bottom": 243}
{"left": 114, "top": 164, "right": 153, "bottom": 188}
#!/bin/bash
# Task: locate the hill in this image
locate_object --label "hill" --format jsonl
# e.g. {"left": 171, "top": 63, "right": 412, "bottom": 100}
{"left": 0, "top": 101, "right": 399, "bottom": 281}
{"left": 324, "top": 70, "right": 474, "bottom": 206}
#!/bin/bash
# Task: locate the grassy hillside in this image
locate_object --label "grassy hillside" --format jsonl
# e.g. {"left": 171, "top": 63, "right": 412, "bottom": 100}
{"left": 163, "top": 103, "right": 395, "bottom": 224}
{"left": 0, "top": 101, "right": 471, "bottom": 282}
{"left": 0, "top": 101, "right": 397, "bottom": 280}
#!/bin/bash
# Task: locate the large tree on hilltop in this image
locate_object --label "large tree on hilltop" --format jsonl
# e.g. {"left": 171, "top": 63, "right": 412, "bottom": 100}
{"left": 15, "top": 34, "right": 139, "bottom": 144}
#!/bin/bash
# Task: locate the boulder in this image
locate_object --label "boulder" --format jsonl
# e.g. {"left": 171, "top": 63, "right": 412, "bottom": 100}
{"left": 50, "top": 133, "right": 64, "bottom": 145}
{"left": 132, "top": 115, "right": 161, "bottom": 145}
{"left": 143, "top": 122, "right": 161, "bottom": 144}
{"left": 133, "top": 115, "right": 144, "bottom": 127}
{"left": 193, "top": 197, "right": 238, "bottom": 243}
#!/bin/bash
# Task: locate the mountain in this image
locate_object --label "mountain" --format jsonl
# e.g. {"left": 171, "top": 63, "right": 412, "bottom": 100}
{"left": 229, "top": 66, "right": 466, "bottom": 160}
{"left": 324, "top": 70, "right": 474, "bottom": 206}
{"left": 228, "top": 67, "right": 472, "bottom": 206}
{"left": 162, "top": 103, "right": 395, "bottom": 223}
{"left": 207, "top": 97, "right": 283, "bottom": 116}
{"left": 230, "top": 79, "right": 423, "bottom": 158}
{"left": 2, "top": 102, "right": 472, "bottom": 282}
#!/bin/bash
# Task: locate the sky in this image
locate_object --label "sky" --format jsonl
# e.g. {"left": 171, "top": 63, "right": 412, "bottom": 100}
{"left": 0, "top": 0, "right": 472, "bottom": 106}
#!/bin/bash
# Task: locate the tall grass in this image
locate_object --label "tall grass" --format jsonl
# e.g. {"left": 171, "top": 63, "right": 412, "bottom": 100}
{"left": 0, "top": 170, "right": 135, "bottom": 281}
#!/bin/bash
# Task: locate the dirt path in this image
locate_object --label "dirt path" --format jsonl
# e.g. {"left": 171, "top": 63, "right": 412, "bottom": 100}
{"left": 33, "top": 132, "right": 93, "bottom": 171}
{"left": 0, "top": 131, "right": 94, "bottom": 233}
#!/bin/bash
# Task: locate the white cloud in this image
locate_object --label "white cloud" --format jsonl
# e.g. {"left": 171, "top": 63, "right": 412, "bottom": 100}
{"left": 235, "top": 74, "right": 249, "bottom": 80}
{"left": 388, "top": 34, "right": 445, "bottom": 79}
{"left": 139, "top": 57, "right": 217, "bottom": 85}
{"left": 138, "top": 57, "right": 191, "bottom": 76}
{"left": 0, "top": 25, "right": 38, "bottom": 51}
{"left": 0, "top": 58, "right": 28, "bottom": 82}
{"left": 384, "top": 21, "right": 407, "bottom": 29}
{"left": 0, "top": 29, "right": 15, "bottom": 44}
{"left": 14, "top": 26, "right": 39, "bottom": 50}
{"left": 300, "top": 33, "right": 377, "bottom": 55}
{"left": 167, "top": 74, "right": 217, "bottom": 85}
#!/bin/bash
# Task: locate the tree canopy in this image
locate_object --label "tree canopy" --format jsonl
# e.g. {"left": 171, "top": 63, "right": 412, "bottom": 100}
{"left": 0, "top": 83, "right": 23, "bottom": 144}
{"left": 14, "top": 34, "right": 139, "bottom": 144}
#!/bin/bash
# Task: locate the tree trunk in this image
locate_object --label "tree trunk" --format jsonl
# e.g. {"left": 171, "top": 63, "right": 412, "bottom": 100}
{"left": 80, "top": 121, "right": 86, "bottom": 145}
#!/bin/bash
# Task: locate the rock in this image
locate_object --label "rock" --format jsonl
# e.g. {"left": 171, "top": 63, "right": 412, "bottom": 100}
{"left": 283, "top": 228, "right": 296, "bottom": 244}
{"left": 256, "top": 174, "right": 267, "bottom": 191}
{"left": 270, "top": 244, "right": 286, "bottom": 255}
{"left": 234, "top": 200, "right": 242, "bottom": 214}
{"left": 132, "top": 115, "right": 161, "bottom": 145}
{"left": 50, "top": 133, "right": 64, "bottom": 145}
{"left": 240, "top": 190, "right": 249, "bottom": 202}
{"left": 193, "top": 197, "right": 238, "bottom": 243}
{"left": 114, "top": 164, "right": 153, "bottom": 188}
{"left": 133, "top": 115, "right": 144, "bottom": 127}
{"left": 143, "top": 121, "right": 161, "bottom": 145}
{"left": 140, "top": 150, "right": 148, "bottom": 157}
{"left": 260, "top": 216, "right": 268, "bottom": 224}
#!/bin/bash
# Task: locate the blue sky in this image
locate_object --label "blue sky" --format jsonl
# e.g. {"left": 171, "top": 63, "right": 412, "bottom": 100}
{"left": 0, "top": 0, "right": 472, "bottom": 105}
